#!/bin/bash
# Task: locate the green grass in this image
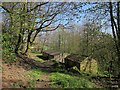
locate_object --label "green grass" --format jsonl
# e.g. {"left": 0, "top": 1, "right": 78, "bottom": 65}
{"left": 26, "top": 68, "right": 43, "bottom": 88}
{"left": 34, "top": 57, "right": 44, "bottom": 62}
{"left": 50, "top": 72, "right": 95, "bottom": 88}
{"left": 30, "top": 52, "right": 44, "bottom": 62}
{"left": 31, "top": 51, "right": 41, "bottom": 54}
{"left": 27, "top": 68, "right": 42, "bottom": 78}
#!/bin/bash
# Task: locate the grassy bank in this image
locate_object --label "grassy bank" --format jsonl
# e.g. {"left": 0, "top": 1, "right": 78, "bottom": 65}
{"left": 50, "top": 72, "right": 95, "bottom": 88}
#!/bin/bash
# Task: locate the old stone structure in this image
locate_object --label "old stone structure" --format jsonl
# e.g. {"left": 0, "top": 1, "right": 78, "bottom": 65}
{"left": 42, "top": 50, "right": 61, "bottom": 60}
{"left": 42, "top": 50, "right": 69, "bottom": 63}
{"left": 65, "top": 54, "right": 98, "bottom": 74}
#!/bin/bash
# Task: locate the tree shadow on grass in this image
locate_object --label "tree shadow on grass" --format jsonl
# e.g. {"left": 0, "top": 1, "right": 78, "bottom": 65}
{"left": 17, "top": 55, "right": 76, "bottom": 76}
{"left": 36, "top": 55, "right": 48, "bottom": 60}
{"left": 17, "top": 55, "right": 64, "bottom": 73}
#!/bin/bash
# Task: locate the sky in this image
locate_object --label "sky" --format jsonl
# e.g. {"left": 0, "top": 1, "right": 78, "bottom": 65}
{"left": 53, "top": 3, "right": 113, "bottom": 34}
{"left": 0, "top": 2, "right": 113, "bottom": 35}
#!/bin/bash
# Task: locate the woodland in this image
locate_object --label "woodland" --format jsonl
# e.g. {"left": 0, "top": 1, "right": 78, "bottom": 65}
{"left": 1, "top": 1, "right": 120, "bottom": 88}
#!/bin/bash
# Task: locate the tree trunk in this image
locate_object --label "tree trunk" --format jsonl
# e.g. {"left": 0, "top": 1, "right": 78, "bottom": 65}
{"left": 109, "top": 2, "right": 120, "bottom": 75}
{"left": 117, "top": 2, "right": 120, "bottom": 47}
{"left": 24, "top": 31, "right": 32, "bottom": 54}
{"left": 15, "top": 15, "right": 24, "bottom": 54}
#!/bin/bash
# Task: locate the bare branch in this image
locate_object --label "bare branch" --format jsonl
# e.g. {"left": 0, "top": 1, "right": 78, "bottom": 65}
{"left": 0, "top": 5, "right": 11, "bottom": 13}
{"left": 41, "top": 24, "right": 60, "bottom": 32}
{"left": 35, "top": 12, "right": 58, "bottom": 30}
{"left": 27, "top": 2, "right": 48, "bottom": 12}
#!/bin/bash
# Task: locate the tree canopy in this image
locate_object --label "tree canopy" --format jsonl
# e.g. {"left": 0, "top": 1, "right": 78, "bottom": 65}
{"left": 1, "top": 1, "right": 120, "bottom": 75}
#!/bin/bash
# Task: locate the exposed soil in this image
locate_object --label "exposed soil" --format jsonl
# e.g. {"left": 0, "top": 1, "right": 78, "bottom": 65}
{"left": 2, "top": 55, "right": 56, "bottom": 88}
{"left": 2, "top": 63, "right": 29, "bottom": 88}
{"left": 35, "top": 73, "right": 51, "bottom": 88}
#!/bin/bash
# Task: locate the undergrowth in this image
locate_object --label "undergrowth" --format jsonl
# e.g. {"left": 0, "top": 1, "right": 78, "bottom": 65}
{"left": 50, "top": 72, "right": 95, "bottom": 88}
{"left": 26, "top": 68, "right": 43, "bottom": 88}
{"left": 27, "top": 68, "right": 42, "bottom": 79}
{"left": 29, "top": 52, "right": 44, "bottom": 62}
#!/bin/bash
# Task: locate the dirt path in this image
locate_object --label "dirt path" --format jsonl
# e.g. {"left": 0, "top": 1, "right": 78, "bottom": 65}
{"left": 2, "top": 55, "right": 56, "bottom": 88}
{"left": 35, "top": 73, "right": 51, "bottom": 88}
{"left": 2, "top": 63, "right": 29, "bottom": 88}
